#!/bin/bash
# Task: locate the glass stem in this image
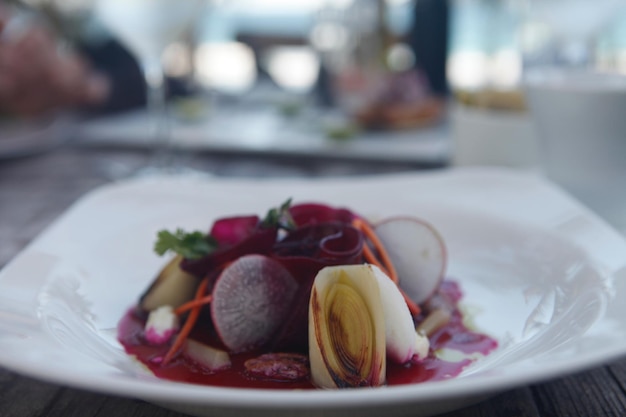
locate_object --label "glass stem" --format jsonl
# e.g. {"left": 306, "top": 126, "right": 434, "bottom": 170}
{"left": 142, "top": 57, "right": 172, "bottom": 170}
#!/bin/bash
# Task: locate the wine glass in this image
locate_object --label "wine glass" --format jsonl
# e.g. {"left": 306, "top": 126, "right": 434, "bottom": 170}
{"left": 94, "top": 0, "right": 205, "bottom": 176}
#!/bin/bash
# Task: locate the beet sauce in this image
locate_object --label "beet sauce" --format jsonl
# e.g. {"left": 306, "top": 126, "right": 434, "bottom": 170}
{"left": 118, "top": 280, "right": 497, "bottom": 389}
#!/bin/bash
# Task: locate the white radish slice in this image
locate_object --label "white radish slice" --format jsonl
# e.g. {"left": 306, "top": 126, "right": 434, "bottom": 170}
{"left": 183, "top": 339, "right": 231, "bottom": 371}
{"left": 211, "top": 254, "right": 298, "bottom": 353}
{"left": 375, "top": 216, "right": 447, "bottom": 305}
{"left": 370, "top": 265, "right": 424, "bottom": 364}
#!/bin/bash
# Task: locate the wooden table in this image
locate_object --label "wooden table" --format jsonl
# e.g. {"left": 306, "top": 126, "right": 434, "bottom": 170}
{"left": 1, "top": 145, "right": 626, "bottom": 417}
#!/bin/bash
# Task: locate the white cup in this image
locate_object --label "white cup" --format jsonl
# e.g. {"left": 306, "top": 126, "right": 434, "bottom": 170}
{"left": 450, "top": 104, "right": 539, "bottom": 169}
{"left": 524, "top": 68, "right": 626, "bottom": 230}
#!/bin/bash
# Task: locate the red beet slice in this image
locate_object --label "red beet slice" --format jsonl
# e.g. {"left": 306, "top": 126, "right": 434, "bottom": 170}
{"left": 270, "top": 222, "right": 364, "bottom": 351}
{"left": 210, "top": 215, "right": 260, "bottom": 246}
{"left": 211, "top": 254, "right": 298, "bottom": 353}
{"left": 289, "top": 203, "right": 356, "bottom": 227}
{"left": 272, "top": 222, "right": 363, "bottom": 261}
{"left": 181, "top": 225, "right": 277, "bottom": 278}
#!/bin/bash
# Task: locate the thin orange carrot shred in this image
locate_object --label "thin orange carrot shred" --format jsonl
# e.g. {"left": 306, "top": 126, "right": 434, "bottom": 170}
{"left": 362, "top": 243, "right": 390, "bottom": 275}
{"left": 163, "top": 277, "right": 211, "bottom": 365}
{"left": 353, "top": 218, "right": 398, "bottom": 283}
{"left": 353, "top": 218, "right": 421, "bottom": 316}
{"left": 175, "top": 294, "right": 213, "bottom": 315}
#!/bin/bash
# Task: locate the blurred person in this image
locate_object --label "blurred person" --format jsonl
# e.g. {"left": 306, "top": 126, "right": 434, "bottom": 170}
{"left": 409, "top": 0, "right": 449, "bottom": 96}
{"left": 0, "top": 7, "right": 110, "bottom": 118}
{"left": 0, "top": 5, "right": 169, "bottom": 120}
{"left": 77, "top": 35, "right": 148, "bottom": 116}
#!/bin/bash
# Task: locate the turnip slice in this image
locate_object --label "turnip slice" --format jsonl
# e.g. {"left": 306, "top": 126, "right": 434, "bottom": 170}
{"left": 140, "top": 255, "right": 199, "bottom": 312}
{"left": 375, "top": 216, "right": 447, "bottom": 305}
{"left": 183, "top": 338, "right": 231, "bottom": 371}
{"left": 211, "top": 254, "right": 298, "bottom": 353}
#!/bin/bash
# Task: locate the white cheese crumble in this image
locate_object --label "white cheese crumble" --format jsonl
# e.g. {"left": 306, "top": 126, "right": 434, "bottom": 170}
{"left": 144, "top": 305, "right": 179, "bottom": 345}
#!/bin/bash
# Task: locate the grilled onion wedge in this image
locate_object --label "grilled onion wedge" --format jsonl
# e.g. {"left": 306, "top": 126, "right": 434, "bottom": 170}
{"left": 309, "top": 264, "right": 428, "bottom": 388}
{"left": 309, "top": 264, "right": 387, "bottom": 388}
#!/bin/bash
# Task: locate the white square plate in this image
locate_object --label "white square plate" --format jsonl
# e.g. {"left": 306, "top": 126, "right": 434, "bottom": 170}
{"left": 1, "top": 167, "right": 625, "bottom": 417}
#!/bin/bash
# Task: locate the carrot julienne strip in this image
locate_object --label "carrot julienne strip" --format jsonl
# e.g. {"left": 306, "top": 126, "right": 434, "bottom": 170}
{"left": 163, "top": 277, "right": 211, "bottom": 365}
{"left": 362, "top": 242, "right": 389, "bottom": 275}
{"left": 175, "top": 294, "right": 213, "bottom": 315}
{"left": 353, "top": 218, "right": 398, "bottom": 283}
{"left": 353, "top": 218, "right": 421, "bottom": 316}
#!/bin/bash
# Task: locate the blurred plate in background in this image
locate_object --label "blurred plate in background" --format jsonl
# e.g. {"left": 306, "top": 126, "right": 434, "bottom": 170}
{"left": 0, "top": 114, "right": 76, "bottom": 159}
{"left": 77, "top": 103, "right": 450, "bottom": 166}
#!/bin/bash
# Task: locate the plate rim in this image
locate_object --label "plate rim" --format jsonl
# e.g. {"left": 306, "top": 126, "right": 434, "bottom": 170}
{"left": 1, "top": 167, "right": 626, "bottom": 410}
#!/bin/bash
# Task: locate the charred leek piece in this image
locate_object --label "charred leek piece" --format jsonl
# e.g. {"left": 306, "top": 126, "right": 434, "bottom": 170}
{"left": 309, "top": 264, "right": 386, "bottom": 388}
{"left": 369, "top": 265, "right": 424, "bottom": 364}
{"left": 140, "top": 255, "right": 199, "bottom": 312}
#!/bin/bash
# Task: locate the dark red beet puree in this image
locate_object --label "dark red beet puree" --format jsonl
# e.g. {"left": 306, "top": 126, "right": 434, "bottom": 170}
{"left": 118, "top": 280, "right": 497, "bottom": 389}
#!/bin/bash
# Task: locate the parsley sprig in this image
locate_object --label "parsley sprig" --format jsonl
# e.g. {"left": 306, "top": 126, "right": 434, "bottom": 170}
{"left": 154, "top": 229, "right": 218, "bottom": 259}
{"left": 261, "top": 198, "right": 296, "bottom": 230}
{"left": 154, "top": 199, "right": 294, "bottom": 259}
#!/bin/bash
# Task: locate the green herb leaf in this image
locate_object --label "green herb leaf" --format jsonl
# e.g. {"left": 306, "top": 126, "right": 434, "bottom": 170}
{"left": 154, "top": 229, "right": 218, "bottom": 259}
{"left": 262, "top": 198, "right": 296, "bottom": 230}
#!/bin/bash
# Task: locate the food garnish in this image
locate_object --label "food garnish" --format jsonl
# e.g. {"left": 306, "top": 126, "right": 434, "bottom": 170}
{"left": 118, "top": 200, "right": 497, "bottom": 389}
{"left": 154, "top": 229, "right": 218, "bottom": 259}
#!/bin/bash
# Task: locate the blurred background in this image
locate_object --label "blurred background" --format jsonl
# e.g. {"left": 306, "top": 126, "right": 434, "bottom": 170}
{"left": 2, "top": 0, "right": 626, "bottom": 146}
{"left": 2, "top": 0, "right": 626, "bottom": 224}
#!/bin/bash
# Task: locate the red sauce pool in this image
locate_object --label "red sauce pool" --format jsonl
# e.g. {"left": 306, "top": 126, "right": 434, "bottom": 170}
{"left": 118, "top": 280, "right": 497, "bottom": 389}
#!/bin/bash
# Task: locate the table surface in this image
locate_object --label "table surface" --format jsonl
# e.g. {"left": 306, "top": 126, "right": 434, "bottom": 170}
{"left": 2, "top": 145, "right": 626, "bottom": 417}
